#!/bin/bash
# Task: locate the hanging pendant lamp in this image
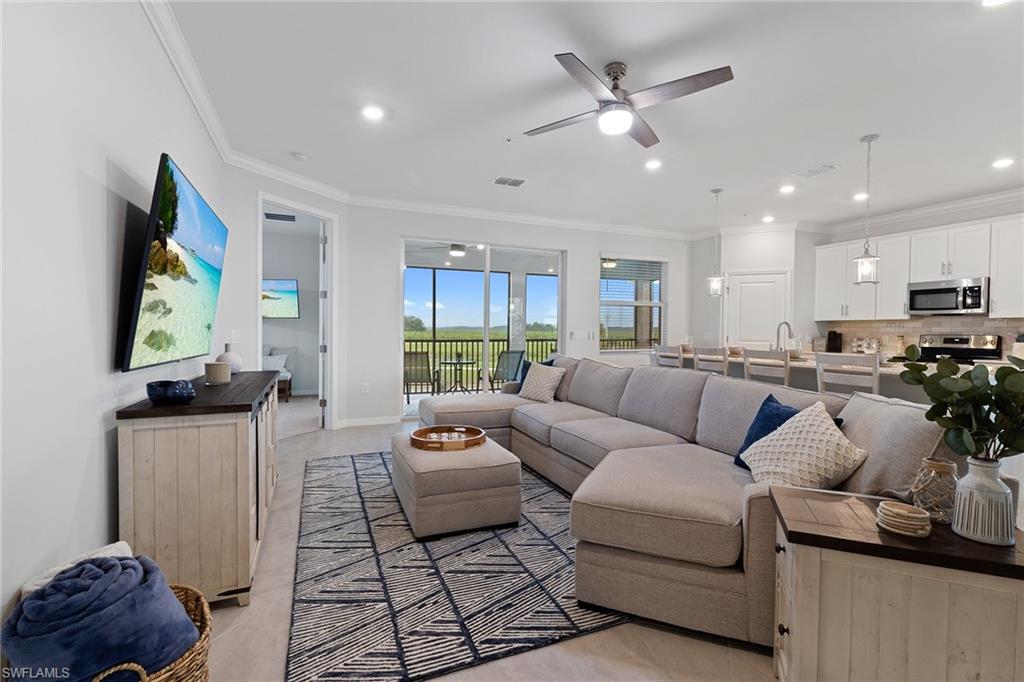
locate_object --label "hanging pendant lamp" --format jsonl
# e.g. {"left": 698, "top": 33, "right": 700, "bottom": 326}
{"left": 707, "top": 188, "right": 725, "bottom": 297}
{"left": 853, "top": 134, "right": 880, "bottom": 285}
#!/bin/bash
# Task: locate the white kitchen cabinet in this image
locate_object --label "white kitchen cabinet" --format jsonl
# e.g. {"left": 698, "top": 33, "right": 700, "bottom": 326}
{"left": 874, "top": 234, "right": 911, "bottom": 320}
{"left": 948, "top": 222, "right": 991, "bottom": 278}
{"left": 814, "top": 244, "right": 848, "bottom": 321}
{"left": 910, "top": 222, "right": 991, "bottom": 281}
{"left": 844, "top": 242, "right": 877, "bottom": 320}
{"left": 989, "top": 216, "right": 1024, "bottom": 318}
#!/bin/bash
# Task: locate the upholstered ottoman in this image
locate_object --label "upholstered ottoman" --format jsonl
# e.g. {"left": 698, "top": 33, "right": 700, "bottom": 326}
{"left": 390, "top": 432, "right": 522, "bottom": 538}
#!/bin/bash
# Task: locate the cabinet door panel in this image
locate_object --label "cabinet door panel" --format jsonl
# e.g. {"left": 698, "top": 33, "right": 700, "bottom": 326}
{"left": 990, "top": 217, "right": 1024, "bottom": 318}
{"left": 948, "top": 222, "right": 991, "bottom": 278}
{"left": 875, "top": 235, "right": 911, "bottom": 320}
{"left": 910, "top": 229, "right": 948, "bottom": 282}
{"left": 845, "top": 243, "right": 877, "bottom": 320}
{"left": 815, "top": 245, "right": 848, "bottom": 321}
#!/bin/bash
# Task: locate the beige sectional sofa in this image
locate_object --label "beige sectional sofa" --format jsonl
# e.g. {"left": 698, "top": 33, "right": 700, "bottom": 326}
{"left": 418, "top": 354, "right": 948, "bottom": 647}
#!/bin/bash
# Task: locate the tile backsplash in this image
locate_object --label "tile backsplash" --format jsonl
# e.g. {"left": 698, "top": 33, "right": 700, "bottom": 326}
{"left": 824, "top": 317, "right": 1024, "bottom": 356}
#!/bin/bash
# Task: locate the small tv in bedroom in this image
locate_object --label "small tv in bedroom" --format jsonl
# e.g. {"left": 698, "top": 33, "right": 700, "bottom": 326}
{"left": 261, "top": 279, "right": 300, "bottom": 319}
{"left": 120, "top": 154, "right": 229, "bottom": 371}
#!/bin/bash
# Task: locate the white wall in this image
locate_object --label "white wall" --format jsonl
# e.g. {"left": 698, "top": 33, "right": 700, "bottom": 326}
{"left": 1, "top": 2, "right": 351, "bottom": 608}
{"left": 262, "top": 231, "right": 320, "bottom": 394}
{"left": 345, "top": 205, "right": 690, "bottom": 421}
{"left": 688, "top": 236, "right": 723, "bottom": 346}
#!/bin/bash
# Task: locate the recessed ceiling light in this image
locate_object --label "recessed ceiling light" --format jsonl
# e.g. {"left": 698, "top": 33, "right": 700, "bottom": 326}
{"left": 992, "top": 157, "right": 1015, "bottom": 169}
{"left": 361, "top": 104, "right": 384, "bottom": 121}
{"left": 853, "top": 192, "right": 869, "bottom": 202}
{"left": 982, "top": 0, "right": 1011, "bottom": 7}
{"left": 443, "top": 261, "right": 451, "bottom": 267}
{"left": 762, "top": 215, "right": 775, "bottom": 224}
{"left": 601, "top": 259, "right": 618, "bottom": 269}
{"left": 547, "top": 268, "right": 555, "bottom": 273}
{"left": 291, "top": 152, "right": 309, "bottom": 162}
{"left": 476, "top": 244, "right": 485, "bottom": 250}
{"left": 779, "top": 184, "right": 795, "bottom": 194}
{"left": 645, "top": 159, "right": 662, "bottom": 171}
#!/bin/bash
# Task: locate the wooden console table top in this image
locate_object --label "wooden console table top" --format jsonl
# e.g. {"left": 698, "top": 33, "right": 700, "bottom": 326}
{"left": 770, "top": 486, "right": 1024, "bottom": 580}
{"left": 115, "top": 370, "right": 279, "bottom": 419}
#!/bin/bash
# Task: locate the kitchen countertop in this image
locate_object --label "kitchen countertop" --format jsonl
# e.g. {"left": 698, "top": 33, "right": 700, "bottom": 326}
{"left": 671, "top": 351, "right": 1015, "bottom": 376}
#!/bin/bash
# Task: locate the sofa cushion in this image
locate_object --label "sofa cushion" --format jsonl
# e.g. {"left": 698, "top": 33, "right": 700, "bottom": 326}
{"left": 518, "top": 363, "right": 565, "bottom": 403}
{"left": 550, "top": 354, "right": 580, "bottom": 402}
{"left": 572, "top": 444, "right": 752, "bottom": 567}
{"left": 695, "top": 374, "right": 848, "bottom": 456}
{"left": 616, "top": 367, "right": 708, "bottom": 440}
{"left": 511, "top": 402, "right": 607, "bottom": 446}
{"left": 837, "top": 392, "right": 944, "bottom": 496}
{"left": 550, "top": 417, "right": 685, "bottom": 468}
{"left": 419, "top": 393, "right": 537, "bottom": 430}
{"left": 567, "top": 358, "right": 633, "bottom": 416}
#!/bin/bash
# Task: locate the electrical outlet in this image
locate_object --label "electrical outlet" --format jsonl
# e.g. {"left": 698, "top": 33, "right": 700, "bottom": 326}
{"left": 360, "top": 382, "right": 370, "bottom": 394}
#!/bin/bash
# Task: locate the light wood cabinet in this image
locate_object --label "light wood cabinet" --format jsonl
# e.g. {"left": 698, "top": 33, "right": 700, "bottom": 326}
{"left": 116, "top": 371, "right": 279, "bottom": 606}
{"left": 990, "top": 216, "right": 1024, "bottom": 318}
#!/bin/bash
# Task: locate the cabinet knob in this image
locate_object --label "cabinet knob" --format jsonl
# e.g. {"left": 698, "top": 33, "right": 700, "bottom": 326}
{"left": 778, "top": 624, "right": 790, "bottom": 636}
{"left": 774, "top": 543, "right": 786, "bottom": 554}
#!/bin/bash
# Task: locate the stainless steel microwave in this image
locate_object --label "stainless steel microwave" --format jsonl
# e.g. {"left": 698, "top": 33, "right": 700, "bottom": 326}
{"left": 907, "top": 277, "right": 989, "bottom": 316}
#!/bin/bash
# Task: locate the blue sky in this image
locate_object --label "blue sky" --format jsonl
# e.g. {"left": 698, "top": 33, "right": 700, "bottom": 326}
{"left": 263, "top": 279, "right": 297, "bottom": 292}
{"left": 167, "top": 157, "right": 228, "bottom": 270}
{"left": 404, "top": 267, "right": 558, "bottom": 329}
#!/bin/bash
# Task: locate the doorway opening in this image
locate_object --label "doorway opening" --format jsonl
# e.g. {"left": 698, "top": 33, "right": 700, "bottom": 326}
{"left": 401, "top": 240, "right": 563, "bottom": 417}
{"left": 258, "top": 195, "right": 333, "bottom": 437}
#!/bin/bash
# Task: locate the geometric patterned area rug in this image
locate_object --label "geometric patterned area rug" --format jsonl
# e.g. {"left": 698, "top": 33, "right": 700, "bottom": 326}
{"left": 285, "top": 452, "right": 628, "bottom": 681}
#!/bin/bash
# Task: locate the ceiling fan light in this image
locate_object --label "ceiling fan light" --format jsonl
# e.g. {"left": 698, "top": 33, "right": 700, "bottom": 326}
{"left": 601, "top": 259, "right": 618, "bottom": 269}
{"left": 449, "top": 244, "right": 466, "bottom": 257}
{"left": 597, "top": 103, "right": 633, "bottom": 135}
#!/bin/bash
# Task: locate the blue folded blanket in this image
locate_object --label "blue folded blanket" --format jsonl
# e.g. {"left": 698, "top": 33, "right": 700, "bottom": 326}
{"left": 2, "top": 555, "right": 199, "bottom": 682}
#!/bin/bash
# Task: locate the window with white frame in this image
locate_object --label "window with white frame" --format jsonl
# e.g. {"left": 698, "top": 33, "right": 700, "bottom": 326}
{"left": 599, "top": 257, "right": 665, "bottom": 350}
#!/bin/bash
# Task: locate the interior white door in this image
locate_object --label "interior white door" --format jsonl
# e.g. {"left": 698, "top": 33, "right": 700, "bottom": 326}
{"left": 845, "top": 242, "right": 878, "bottom": 320}
{"left": 726, "top": 272, "right": 790, "bottom": 350}
{"left": 990, "top": 217, "right": 1024, "bottom": 318}
{"left": 814, "top": 245, "right": 848, "bottom": 321}
{"left": 875, "top": 234, "right": 911, "bottom": 320}
{"left": 317, "top": 219, "right": 327, "bottom": 429}
{"left": 910, "top": 229, "right": 949, "bottom": 282}
{"left": 947, "top": 222, "right": 991, "bottom": 278}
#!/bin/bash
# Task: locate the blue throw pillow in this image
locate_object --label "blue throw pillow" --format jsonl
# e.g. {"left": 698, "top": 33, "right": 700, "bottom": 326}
{"left": 518, "top": 358, "right": 554, "bottom": 388}
{"left": 734, "top": 395, "right": 845, "bottom": 470}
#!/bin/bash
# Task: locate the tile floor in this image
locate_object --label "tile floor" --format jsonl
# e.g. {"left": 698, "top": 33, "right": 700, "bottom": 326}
{"left": 206, "top": 418, "right": 774, "bottom": 681}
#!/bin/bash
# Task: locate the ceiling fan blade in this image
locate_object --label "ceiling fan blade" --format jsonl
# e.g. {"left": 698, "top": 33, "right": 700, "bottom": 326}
{"left": 523, "top": 109, "right": 598, "bottom": 136}
{"left": 627, "top": 112, "right": 659, "bottom": 148}
{"left": 555, "top": 53, "right": 618, "bottom": 103}
{"left": 626, "top": 65, "right": 734, "bottom": 110}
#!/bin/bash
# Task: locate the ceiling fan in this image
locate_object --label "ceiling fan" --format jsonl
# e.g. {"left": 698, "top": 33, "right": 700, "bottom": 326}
{"left": 524, "top": 53, "right": 734, "bottom": 148}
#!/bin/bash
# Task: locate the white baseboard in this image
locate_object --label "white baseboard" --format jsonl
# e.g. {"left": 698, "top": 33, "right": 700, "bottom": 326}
{"left": 331, "top": 416, "right": 403, "bottom": 430}
{"left": 290, "top": 389, "right": 319, "bottom": 397}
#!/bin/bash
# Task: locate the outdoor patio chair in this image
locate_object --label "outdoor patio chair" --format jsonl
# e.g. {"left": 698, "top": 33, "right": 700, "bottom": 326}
{"left": 404, "top": 351, "right": 439, "bottom": 403}
{"left": 481, "top": 350, "right": 525, "bottom": 392}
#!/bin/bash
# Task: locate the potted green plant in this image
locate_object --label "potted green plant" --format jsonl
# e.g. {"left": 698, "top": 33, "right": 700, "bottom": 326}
{"left": 900, "top": 346, "right": 1024, "bottom": 545}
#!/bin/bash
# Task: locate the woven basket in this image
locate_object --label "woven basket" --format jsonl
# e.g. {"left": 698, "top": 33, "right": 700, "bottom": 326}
{"left": 92, "top": 585, "right": 211, "bottom": 682}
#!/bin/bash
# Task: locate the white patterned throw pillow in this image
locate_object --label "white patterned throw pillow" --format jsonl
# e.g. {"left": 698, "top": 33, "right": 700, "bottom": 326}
{"left": 740, "top": 401, "right": 867, "bottom": 489}
{"left": 518, "top": 363, "right": 566, "bottom": 403}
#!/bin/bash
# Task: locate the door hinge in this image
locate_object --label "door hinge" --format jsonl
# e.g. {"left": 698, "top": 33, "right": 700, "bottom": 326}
{"left": 319, "top": 344, "right": 327, "bottom": 353}
{"left": 319, "top": 399, "right": 327, "bottom": 408}
{"left": 319, "top": 235, "right": 327, "bottom": 246}
{"left": 319, "top": 290, "right": 327, "bottom": 299}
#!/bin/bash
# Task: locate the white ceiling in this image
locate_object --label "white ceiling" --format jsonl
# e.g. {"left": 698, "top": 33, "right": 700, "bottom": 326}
{"left": 172, "top": 2, "right": 1024, "bottom": 234}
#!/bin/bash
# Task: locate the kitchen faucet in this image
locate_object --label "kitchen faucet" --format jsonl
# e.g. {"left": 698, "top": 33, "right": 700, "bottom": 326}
{"left": 774, "top": 321, "right": 794, "bottom": 351}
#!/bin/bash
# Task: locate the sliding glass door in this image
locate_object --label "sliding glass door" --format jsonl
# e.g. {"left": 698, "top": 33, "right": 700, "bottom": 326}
{"left": 402, "top": 240, "right": 561, "bottom": 413}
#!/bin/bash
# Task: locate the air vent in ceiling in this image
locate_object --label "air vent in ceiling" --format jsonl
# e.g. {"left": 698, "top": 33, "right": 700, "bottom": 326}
{"left": 792, "top": 163, "right": 839, "bottom": 178}
{"left": 494, "top": 176, "right": 526, "bottom": 187}
{"left": 264, "top": 212, "right": 296, "bottom": 222}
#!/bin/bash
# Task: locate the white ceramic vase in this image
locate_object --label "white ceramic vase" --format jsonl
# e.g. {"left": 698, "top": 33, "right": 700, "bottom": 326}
{"left": 216, "top": 342, "right": 244, "bottom": 374}
{"left": 951, "top": 457, "right": 1016, "bottom": 546}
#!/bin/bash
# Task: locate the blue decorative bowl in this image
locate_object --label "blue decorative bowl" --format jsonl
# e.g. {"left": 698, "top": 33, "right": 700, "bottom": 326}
{"left": 146, "top": 379, "right": 197, "bottom": 405}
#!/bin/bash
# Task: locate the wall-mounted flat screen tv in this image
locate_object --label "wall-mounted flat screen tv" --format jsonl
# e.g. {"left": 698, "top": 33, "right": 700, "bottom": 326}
{"left": 121, "top": 154, "right": 229, "bottom": 371}
{"left": 261, "top": 279, "right": 300, "bottom": 318}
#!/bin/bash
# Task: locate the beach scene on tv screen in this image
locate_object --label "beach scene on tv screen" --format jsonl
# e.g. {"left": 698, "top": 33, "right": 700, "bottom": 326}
{"left": 128, "top": 156, "right": 228, "bottom": 369}
{"left": 262, "top": 279, "right": 299, "bottom": 318}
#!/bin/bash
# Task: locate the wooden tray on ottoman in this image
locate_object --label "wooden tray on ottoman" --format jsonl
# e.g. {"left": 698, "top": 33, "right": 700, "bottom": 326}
{"left": 410, "top": 425, "right": 486, "bottom": 451}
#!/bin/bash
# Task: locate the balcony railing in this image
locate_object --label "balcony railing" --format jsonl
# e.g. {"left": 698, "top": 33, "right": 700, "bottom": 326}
{"left": 403, "top": 337, "right": 558, "bottom": 396}
{"left": 599, "top": 337, "right": 661, "bottom": 351}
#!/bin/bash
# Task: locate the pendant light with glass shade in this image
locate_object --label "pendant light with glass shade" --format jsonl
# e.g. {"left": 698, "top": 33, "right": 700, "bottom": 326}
{"left": 707, "top": 188, "right": 725, "bottom": 296}
{"left": 853, "top": 133, "right": 881, "bottom": 285}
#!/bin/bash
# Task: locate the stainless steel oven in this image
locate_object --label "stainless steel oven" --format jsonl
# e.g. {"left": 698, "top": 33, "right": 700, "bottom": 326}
{"left": 907, "top": 277, "right": 989, "bottom": 316}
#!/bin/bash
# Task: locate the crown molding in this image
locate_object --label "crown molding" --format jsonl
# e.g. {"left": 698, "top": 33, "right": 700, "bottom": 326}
{"left": 687, "top": 221, "right": 826, "bottom": 241}
{"left": 140, "top": 0, "right": 692, "bottom": 242}
{"left": 827, "top": 187, "right": 1024, "bottom": 233}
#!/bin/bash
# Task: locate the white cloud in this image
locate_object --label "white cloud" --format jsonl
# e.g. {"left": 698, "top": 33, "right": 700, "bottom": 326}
{"left": 425, "top": 301, "right": 446, "bottom": 309}
{"left": 404, "top": 299, "right": 415, "bottom": 307}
